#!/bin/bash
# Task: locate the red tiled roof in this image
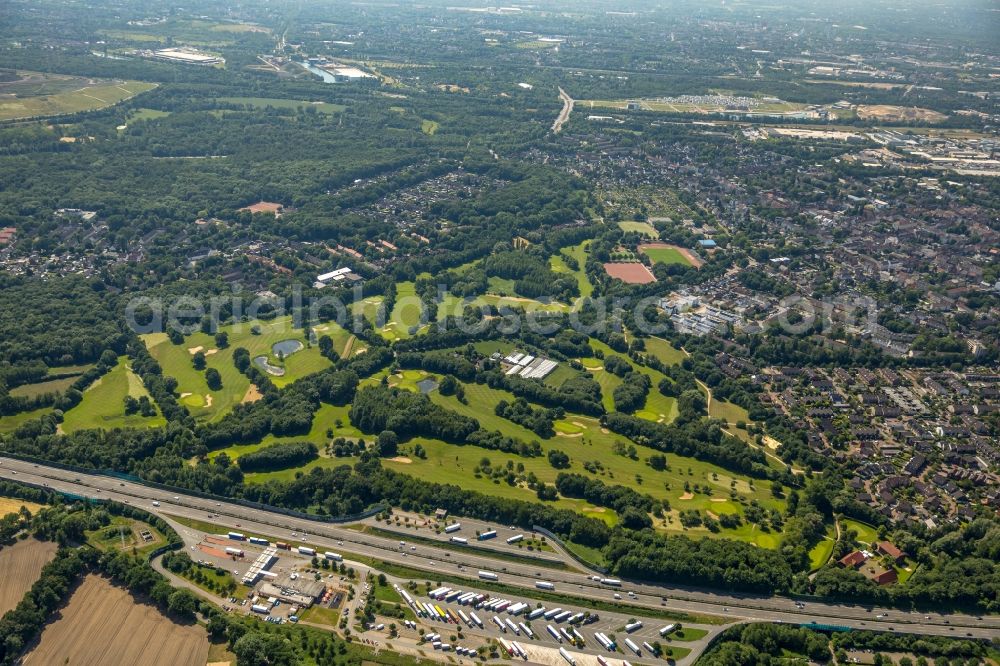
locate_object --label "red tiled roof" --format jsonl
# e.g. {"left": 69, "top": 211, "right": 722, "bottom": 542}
{"left": 839, "top": 550, "right": 867, "bottom": 568}
{"left": 877, "top": 541, "right": 905, "bottom": 560}
{"left": 874, "top": 569, "right": 898, "bottom": 586}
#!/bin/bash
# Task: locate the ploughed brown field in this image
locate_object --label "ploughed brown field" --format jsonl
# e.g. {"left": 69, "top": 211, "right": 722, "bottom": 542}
{"left": 24, "top": 575, "right": 209, "bottom": 666}
{"left": 0, "top": 538, "right": 59, "bottom": 616}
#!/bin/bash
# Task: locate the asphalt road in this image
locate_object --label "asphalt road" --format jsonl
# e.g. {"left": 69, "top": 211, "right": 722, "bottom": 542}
{"left": 1, "top": 456, "right": 996, "bottom": 642}
{"left": 553, "top": 87, "right": 574, "bottom": 133}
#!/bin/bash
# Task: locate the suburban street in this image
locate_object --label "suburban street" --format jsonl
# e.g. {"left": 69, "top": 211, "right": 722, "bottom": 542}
{"left": 1, "top": 455, "right": 997, "bottom": 647}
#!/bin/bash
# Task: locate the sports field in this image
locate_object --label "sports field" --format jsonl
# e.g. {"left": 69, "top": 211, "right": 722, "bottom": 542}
{"left": 23, "top": 575, "right": 208, "bottom": 666}
{"left": 639, "top": 242, "right": 701, "bottom": 268}
{"left": 61, "top": 356, "right": 166, "bottom": 433}
{"left": 0, "top": 72, "right": 155, "bottom": 121}
{"left": 603, "top": 262, "right": 657, "bottom": 284}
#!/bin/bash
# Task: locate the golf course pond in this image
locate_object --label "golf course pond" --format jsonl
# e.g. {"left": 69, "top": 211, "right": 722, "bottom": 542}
{"left": 253, "top": 339, "right": 305, "bottom": 376}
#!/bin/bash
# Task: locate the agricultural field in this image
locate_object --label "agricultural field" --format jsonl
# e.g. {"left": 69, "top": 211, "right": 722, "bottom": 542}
{"left": 60, "top": 357, "right": 166, "bottom": 433}
{"left": 0, "top": 496, "right": 44, "bottom": 516}
{"left": 0, "top": 539, "right": 59, "bottom": 616}
{"left": 0, "top": 71, "right": 155, "bottom": 121}
{"left": 23, "top": 575, "right": 209, "bottom": 666}
{"left": 143, "top": 315, "right": 357, "bottom": 422}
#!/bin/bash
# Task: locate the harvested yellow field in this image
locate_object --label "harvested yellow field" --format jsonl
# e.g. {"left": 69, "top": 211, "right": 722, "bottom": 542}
{"left": 0, "top": 495, "right": 45, "bottom": 516}
{"left": 0, "top": 539, "right": 58, "bottom": 615}
{"left": 24, "top": 575, "right": 209, "bottom": 666}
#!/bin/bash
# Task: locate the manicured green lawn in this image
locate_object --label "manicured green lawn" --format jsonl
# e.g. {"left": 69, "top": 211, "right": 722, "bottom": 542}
{"left": 563, "top": 539, "right": 608, "bottom": 568}
{"left": 808, "top": 533, "right": 836, "bottom": 571}
{"left": 549, "top": 241, "right": 594, "bottom": 301}
{"left": 378, "top": 282, "right": 427, "bottom": 341}
{"left": 127, "top": 108, "right": 172, "bottom": 122}
{"left": 587, "top": 339, "right": 678, "bottom": 421}
{"left": 144, "top": 315, "right": 354, "bottom": 422}
{"left": 437, "top": 293, "right": 569, "bottom": 321}
{"left": 640, "top": 245, "right": 693, "bottom": 267}
{"left": 8, "top": 376, "right": 79, "bottom": 399}
{"left": 61, "top": 356, "right": 166, "bottom": 432}
{"left": 0, "top": 406, "right": 53, "bottom": 434}
{"left": 644, "top": 336, "right": 687, "bottom": 366}
{"left": 842, "top": 518, "right": 879, "bottom": 547}
{"left": 542, "top": 363, "right": 578, "bottom": 389}
{"left": 352, "top": 296, "right": 384, "bottom": 328}
{"left": 617, "top": 220, "right": 658, "bottom": 237}
{"left": 667, "top": 627, "right": 708, "bottom": 642}
{"left": 709, "top": 399, "right": 749, "bottom": 425}
{"left": 384, "top": 373, "right": 782, "bottom": 534}
{"left": 216, "top": 96, "right": 345, "bottom": 114}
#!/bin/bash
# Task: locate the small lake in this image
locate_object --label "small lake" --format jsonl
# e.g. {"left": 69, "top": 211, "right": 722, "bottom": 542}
{"left": 253, "top": 356, "right": 285, "bottom": 376}
{"left": 272, "top": 339, "right": 304, "bottom": 357}
{"left": 416, "top": 378, "right": 439, "bottom": 394}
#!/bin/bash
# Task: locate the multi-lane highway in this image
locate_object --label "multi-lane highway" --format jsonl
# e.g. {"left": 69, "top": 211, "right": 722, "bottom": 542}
{"left": 1, "top": 456, "right": 996, "bottom": 642}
